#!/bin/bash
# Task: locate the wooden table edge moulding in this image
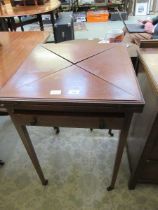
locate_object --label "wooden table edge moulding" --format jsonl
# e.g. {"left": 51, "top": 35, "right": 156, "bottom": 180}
{"left": 0, "top": 33, "right": 144, "bottom": 190}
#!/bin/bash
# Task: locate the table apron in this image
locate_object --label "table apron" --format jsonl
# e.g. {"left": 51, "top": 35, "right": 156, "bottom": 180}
{"left": 11, "top": 113, "right": 124, "bottom": 130}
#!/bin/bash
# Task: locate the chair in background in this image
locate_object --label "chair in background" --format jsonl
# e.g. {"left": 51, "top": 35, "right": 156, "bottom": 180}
{"left": 7, "top": 15, "right": 44, "bottom": 31}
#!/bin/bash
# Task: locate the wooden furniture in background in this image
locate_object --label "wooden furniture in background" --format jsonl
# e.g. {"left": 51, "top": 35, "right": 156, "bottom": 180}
{"left": 77, "top": 0, "right": 128, "bottom": 12}
{"left": 7, "top": 0, "right": 54, "bottom": 31}
{"left": 0, "top": 0, "right": 5, "bottom": 5}
{"left": 0, "top": 31, "right": 49, "bottom": 86}
{"left": 0, "top": 31, "right": 49, "bottom": 170}
{"left": 0, "top": 0, "right": 60, "bottom": 31}
{"left": 10, "top": 0, "right": 47, "bottom": 6}
{"left": 0, "top": 35, "right": 144, "bottom": 190}
{"left": 127, "top": 40, "right": 158, "bottom": 189}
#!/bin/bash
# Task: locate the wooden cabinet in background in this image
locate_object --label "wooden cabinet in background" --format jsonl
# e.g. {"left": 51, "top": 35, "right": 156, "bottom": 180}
{"left": 127, "top": 48, "right": 158, "bottom": 189}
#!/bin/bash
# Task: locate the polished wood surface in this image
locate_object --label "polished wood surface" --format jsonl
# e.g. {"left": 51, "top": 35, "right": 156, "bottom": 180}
{"left": 0, "top": 40, "right": 143, "bottom": 103}
{"left": 0, "top": 0, "right": 60, "bottom": 17}
{"left": 139, "top": 40, "right": 158, "bottom": 48}
{"left": 0, "top": 31, "right": 49, "bottom": 88}
{"left": 43, "top": 40, "right": 116, "bottom": 64}
{"left": 0, "top": 35, "right": 144, "bottom": 189}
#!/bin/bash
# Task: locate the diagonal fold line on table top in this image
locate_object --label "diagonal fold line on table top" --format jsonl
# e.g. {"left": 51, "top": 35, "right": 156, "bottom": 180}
{"left": 4, "top": 46, "right": 121, "bottom": 92}
{"left": 41, "top": 44, "right": 116, "bottom": 64}
{"left": 76, "top": 44, "right": 141, "bottom": 99}
{"left": 0, "top": 45, "right": 73, "bottom": 89}
{"left": 0, "top": 64, "right": 74, "bottom": 91}
{"left": 0, "top": 64, "right": 91, "bottom": 91}
{"left": 0, "top": 65, "right": 138, "bottom": 101}
{"left": 1, "top": 43, "right": 139, "bottom": 100}
{"left": 38, "top": 45, "right": 139, "bottom": 99}
{"left": 0, "top": 65, "right": 137, "bottom": 101}
{"left": 76, "top": 64, "right": 137, "bottom": 98}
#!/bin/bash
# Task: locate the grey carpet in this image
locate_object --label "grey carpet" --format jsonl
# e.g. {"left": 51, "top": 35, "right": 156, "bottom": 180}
{"left": 0, "top": 116, "right": 158, "bottom": 210}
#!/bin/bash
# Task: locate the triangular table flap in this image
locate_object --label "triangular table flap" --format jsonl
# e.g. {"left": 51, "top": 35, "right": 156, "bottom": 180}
{"left": 1, "top": 45, "right": 72, "bottom": 89}
{"left": 77, "top": 45, "right": 142, "bottom": 100}
{"left": 0, "top": 32, "right": 49, "bottom": 88}
{"left": 42, "top": 40, "right": 116, "bottom": 64}
{"left": 0, "top": 65, "right": 138, "bottom": 101}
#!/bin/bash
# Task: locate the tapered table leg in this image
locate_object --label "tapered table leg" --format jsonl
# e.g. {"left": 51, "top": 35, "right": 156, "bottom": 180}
{"left": 107, "top": 113, "right": 132, "bottom": 191}
{"left": 12, "top": 122, "right": 48, "bottom": 185}
{"left": 18, "top": 16, "right": 24, "bottom": 31}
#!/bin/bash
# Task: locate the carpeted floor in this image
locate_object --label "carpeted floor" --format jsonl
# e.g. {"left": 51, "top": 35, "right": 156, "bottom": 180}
{"left": 0, "top": 116, "right": 158, "bottom": 210}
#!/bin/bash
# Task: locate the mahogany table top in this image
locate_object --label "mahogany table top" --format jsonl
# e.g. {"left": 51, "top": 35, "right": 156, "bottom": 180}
{"left": 0, "top": 0, "right": 60, "bottom": 17}
{"left": 0, "top": 31, "right": 49, "bottom": 88}
{"left": 0, "top": 37, "right": 144, "bottom": 108}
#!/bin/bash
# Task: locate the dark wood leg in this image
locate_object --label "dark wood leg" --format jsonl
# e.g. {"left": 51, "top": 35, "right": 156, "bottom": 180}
{"left": 0, "top": 18, "right": 9, "bottom": 31}
{"left": 18, "top": 16, "right": 24, "bottom": 31}
{"left": 107, "top": 113, "right": 132, "bottom": 191}
{"left": 0, "top": 160, "right": 5, "bottom": 166}
{"left": 7, "top": 18, "right": 15, "bottom": 31}
{"left": 50, "top": 11, "right": 55, "bottom": 30}
{"left": 11, "top": 122, "right": 48, "bottom": 185}
{"left": 54, "top": 9, "right": 59, "bottom": 19}
{"left": 37, "top": 14, "right": 44, "bottom": 31}
{"left": 50, "top": 11, "right": 56, "bottom": 41}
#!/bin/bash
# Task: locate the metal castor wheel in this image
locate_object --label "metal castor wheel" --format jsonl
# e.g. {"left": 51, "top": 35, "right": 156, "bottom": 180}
{"left": 108, "top": 129, "right": 114, "bottom": 137}
{"left": 107, "top": 186, "right": 114, "bottom": 191}
{"left": 54, "top": 127, "right": 60, "bottom": 134}
{"left": 0, "top": 160, "right": 5, "bottom": 166}
{"left": 42, "top": 179, "right": 48, "bottom": 186}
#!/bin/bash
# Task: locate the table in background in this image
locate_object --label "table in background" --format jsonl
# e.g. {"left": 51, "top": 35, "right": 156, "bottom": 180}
{"left": 0, "top": 35, "right": 144, "bottom": 190}
{"left": 0, "top": 0, "right": 61, "bottom": 31}
{"left": 0, "top": 31, "right": 49, "bottom": 89}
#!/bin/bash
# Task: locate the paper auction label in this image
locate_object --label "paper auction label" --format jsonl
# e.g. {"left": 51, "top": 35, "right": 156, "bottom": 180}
{"left": 50, "top": 90, "right": 61, "bottom": 95}
{"left": 68, "top": 89, "right": 80, "bottom": 95}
